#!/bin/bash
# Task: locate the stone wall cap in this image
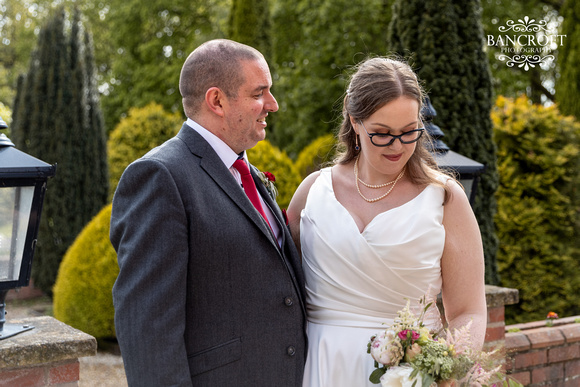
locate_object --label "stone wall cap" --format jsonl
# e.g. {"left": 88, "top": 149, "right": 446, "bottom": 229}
{"left": 0, "top": 316, "right": 97, "bottom": 369}
{"left": 523, "top": 326, "right": 566, "bottom": 349}
{"left": 505, "top": 331, "right": 531, "bottom": 351}
{"left": 485, "top": 285, "right": 519, "bottom": 308}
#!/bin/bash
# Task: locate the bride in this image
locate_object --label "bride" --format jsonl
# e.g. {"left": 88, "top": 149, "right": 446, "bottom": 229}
{"left": 287, "top": 57, "right": 487, "bottom": 386}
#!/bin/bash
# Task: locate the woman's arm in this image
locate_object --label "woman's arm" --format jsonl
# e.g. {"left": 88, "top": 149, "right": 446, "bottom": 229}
{"left": 287, "top": 171, "right": 321, "bottom": 256}
{"left": 440, "top": 179, "right": 487, "bottom": 350}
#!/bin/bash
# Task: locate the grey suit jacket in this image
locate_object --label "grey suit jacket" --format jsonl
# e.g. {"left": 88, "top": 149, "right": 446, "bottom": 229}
{"left": 111, "top": 124, "right": 307, "bottom": 386}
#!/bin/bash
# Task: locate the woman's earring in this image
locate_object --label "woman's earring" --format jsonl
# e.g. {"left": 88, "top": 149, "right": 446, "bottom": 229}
{"left": 355, "top": 135, "right": 360, "bottom": 151}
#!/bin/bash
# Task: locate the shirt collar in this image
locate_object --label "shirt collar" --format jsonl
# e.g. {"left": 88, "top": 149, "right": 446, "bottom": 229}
{"left": 185, "top": 118, "right": 247, "bottom": 169}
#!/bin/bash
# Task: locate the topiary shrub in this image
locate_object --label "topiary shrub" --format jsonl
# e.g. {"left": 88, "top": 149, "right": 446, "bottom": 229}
{"left": 108, "top": 102, "right": 183, "bottom": 199}
{"left": 53, "top": 203, "right": 117, "bottom": 339}
{"left": 493, "top": 95, "right": 580, "bottom": 324}
{"left": 247, "top": 140, "right": 302, "bottom": 209}
{"left": 295, "top": 133, "right": 338, "bottom": 178}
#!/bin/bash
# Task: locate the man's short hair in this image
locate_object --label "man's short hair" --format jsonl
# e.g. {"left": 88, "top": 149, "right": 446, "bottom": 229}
{"left": 179, "top": 39, "right": 264, "bottom": 117}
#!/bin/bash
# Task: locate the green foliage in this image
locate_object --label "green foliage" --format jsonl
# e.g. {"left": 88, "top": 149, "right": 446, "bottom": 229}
{"left": 99, "top": 0, "right": 226, "bottom": 132}
{"left": 228, "top": 0, "right": 271, "bottom": 60}
{"left": 555, "top": 0, "right": 580, "bottom": 118}
{"left": 10, "top": 7, "right": 108, "bottom": 295}
{"left": 53, "top": 204, "right": 117, "bottom": 339}
{"left": 295, "top": 133, "right": 338, "bottom": 178}
{"left": 481, "top": 0, "right": 559, "bottom": 104}
{"left": 493, "top": 95, "right": 580, "bottom": 323}
{"left": 269, "top": 0, "right": 392, "bottom": 157}
{"left": 247, "top": 140, "right": 301, "bottom": 209}
{"left": 1, "top": 0, "right": 564, "bottom": 142}
{"left": 108, "top": 102, "right": 183, "bottom": 199}
{"left": 388, "top": 0, "right": 500, "bottom": 284}
{"left": 0, "top": 0, "right": 52, "bottom": 107}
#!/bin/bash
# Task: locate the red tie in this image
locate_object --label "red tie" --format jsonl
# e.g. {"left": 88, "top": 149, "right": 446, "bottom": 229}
{"left": 232, "top": 159, "right": 271, "bottom": 229}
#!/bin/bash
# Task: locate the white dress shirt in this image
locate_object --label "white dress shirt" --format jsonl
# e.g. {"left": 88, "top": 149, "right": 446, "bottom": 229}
{"left": 186, "top": 118, "right": 282, "bottom": 246}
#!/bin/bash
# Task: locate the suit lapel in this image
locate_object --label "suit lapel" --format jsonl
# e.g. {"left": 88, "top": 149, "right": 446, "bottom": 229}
{"left": 177, "top": 126, "right": 278, "bottom": 248}
{"left": 177, "top": 125, "right": 306, "bottom": 313}
{"left": 251, "top": 168, "right": 286, "bottom": 247}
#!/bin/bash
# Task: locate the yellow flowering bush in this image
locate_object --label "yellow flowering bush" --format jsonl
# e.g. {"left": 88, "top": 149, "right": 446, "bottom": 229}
{"left": 108, "top": 103, "right": 183, "bottom": 200}
{"left": 493, "top": 95, "right": 580, "bottom": 323}
{"left": 295, "top": 133, "right": 338, "bottom": 178}
{"left": 247, "top": 140, "right": 301, "bottom": 209}
{"left": 53, "top": 204, "right": 117, "bottom": 339}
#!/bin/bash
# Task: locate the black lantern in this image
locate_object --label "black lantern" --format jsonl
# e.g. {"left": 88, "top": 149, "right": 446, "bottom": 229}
{"left": 0, "top": 118, "right": 56, "bottom": 339}
{"left": 422, "top": 97, "right": 485, "bottom": 206}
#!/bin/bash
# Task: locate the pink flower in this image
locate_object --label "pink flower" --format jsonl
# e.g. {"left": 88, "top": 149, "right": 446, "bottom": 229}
{"left": 398, "top": 330, "right": 420, "bottom": 342}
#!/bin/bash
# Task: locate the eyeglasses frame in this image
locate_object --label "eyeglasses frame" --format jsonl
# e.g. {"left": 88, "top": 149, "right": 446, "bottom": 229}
{"left": 358, "top": 121, "right": 425, "bottom": 147}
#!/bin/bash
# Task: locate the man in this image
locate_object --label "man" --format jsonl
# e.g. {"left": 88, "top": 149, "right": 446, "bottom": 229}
{"left": 110, "top": 39, "right": 306, "bottom": 386}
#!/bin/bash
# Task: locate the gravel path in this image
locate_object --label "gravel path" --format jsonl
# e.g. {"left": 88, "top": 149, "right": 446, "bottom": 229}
{"left": 79, "top": 352, "right": 127, "bottom": 387}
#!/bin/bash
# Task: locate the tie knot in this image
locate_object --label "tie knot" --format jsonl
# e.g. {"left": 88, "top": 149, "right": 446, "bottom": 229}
{"left": 233, "top": 159, "right": 251, "bottom": 176}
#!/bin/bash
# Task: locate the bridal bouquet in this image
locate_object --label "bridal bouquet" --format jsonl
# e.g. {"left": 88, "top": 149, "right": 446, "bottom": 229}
{"left": 367, "top": 297, "right": 512, "bottom": 387}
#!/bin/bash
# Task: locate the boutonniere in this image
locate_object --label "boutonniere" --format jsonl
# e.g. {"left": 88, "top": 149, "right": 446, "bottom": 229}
{"left": 258, "top": 170, "right": 278, "bottom": 201}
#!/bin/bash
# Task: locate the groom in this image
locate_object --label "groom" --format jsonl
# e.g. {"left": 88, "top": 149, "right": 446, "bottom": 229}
{"left": 110, "top": 39, "right": 307, "bottom": 386}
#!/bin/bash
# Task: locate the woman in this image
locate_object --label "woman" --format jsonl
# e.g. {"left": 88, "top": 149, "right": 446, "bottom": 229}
{"left": 287, "top": 57, "right": 487, "bottom": 386}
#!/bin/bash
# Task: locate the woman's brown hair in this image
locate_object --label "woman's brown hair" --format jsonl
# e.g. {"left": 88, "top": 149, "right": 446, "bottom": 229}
{"left": 336, "top": 57, "right": 454, "bottom": 201}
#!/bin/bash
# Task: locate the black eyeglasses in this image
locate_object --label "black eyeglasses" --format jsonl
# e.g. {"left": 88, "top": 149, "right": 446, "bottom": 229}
{"left": 359, "top": 121, "right": 425, "bottom": 147}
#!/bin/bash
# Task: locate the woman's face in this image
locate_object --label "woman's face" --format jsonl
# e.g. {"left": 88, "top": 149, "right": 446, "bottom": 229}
{"left": 352, "top": 96, "right": 421, "bottom": 178}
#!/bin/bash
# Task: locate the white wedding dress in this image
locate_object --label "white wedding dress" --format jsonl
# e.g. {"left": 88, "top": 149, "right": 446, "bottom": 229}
{"left": 301, "top": 167, "right": 446, "bottom": 387}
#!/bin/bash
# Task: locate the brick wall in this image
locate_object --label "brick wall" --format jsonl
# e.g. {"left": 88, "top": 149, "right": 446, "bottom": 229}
{"left": 485, "top": 304, "right": 508, "bottom": 348}
{"left": 505, "top": 316, "right": 580, "bottom": 386}
{"left": 0, "top": 359, "right": 79, "bottom": 387}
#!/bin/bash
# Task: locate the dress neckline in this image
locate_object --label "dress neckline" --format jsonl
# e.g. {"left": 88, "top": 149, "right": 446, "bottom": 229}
{"left": 324, "top": 167, "right": 433, "bottom": 234}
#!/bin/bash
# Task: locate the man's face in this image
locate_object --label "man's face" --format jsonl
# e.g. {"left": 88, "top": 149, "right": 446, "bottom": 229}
{"left": 222, "top": 58, "right": 278, "bottom": 154}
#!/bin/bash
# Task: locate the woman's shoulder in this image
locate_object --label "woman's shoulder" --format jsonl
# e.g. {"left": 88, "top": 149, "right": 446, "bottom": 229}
{"left": 432, "top": 170, "right": 454, "bottom": 185}
{"left": 287, "top": 170, "right": 322, "bottom": 216}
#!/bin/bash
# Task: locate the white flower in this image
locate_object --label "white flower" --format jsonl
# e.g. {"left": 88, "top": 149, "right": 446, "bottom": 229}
{"left": 370, "top": 330, "right": 402, "bottom": 366}
{"left": 379, "top": 365, "right": 422, "bottom": 387}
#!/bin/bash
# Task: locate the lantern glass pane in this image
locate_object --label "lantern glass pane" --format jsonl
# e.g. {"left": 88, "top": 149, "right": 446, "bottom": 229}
{"left": 0, "top": 186, "right": 34, "bottom": 281}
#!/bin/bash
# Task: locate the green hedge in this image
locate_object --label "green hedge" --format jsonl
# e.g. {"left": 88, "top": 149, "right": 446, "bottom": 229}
{"left": 295, "top": 133, "right": 338, "bottom": 179}
{"left": 108, "top": 102, "right": 183, "bottom": 200}
{"left": 53, "top": 204, "right": 117, "bottom": 339}
{"left": 493, "top": 95, "right": 580, "bottom": 324}
{"left": 247, "top": 140, "right": 301, "bottom": 209}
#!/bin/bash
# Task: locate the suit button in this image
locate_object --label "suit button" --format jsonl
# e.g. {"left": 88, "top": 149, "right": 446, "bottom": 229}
{"left": 284, "top": 297, "right": 293, "bottom": 306}
{"left": 287, "top": 346, "right": 296, "bottom": 356}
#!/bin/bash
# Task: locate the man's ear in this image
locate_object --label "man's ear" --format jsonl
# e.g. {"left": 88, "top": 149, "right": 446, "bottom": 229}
{"left": 205, "top": 87, "right": 226, "bottom": 117}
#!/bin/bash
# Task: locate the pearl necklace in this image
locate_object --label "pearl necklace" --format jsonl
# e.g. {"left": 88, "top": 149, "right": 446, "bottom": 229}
{"left": 358, "top": 172, "right": 396, "bottom": 188}
{"left": 354, "top": 156, "right": 405, "bottom": 203}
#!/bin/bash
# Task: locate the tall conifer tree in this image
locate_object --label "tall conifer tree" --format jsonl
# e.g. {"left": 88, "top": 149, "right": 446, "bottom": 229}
{"left": 556, "top": 0, "right": 580, "bottom": 119}
{"left": 228, "top": 0, "right": 271, "bottom": 60}
{"left": 388, "top": 0, "right": 500, "bottom": 284}
{"left": 269, "top": 0, "right": 391, "bottom": 156}
{"left": 11, "top": 7, "right": 108, "bottom": 295}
